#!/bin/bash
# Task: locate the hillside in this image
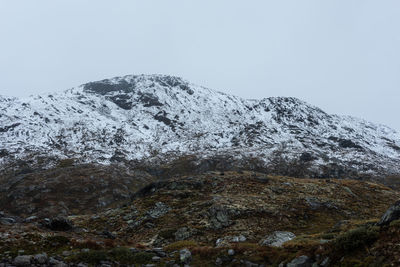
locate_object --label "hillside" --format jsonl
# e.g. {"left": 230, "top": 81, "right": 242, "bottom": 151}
{"left": 1, "top": 169, "right": 400, "bottom": 266}
{"left": 1, "top": 74, "right": 400, "bottom": 177}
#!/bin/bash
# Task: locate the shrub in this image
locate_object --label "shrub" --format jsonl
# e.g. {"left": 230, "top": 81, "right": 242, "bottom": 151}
{"left": 159, "top": 228, "right": 177, "bottom": 240}
{"left": 45, "top": 235, "right": 70, "bottom": 246}
{"left": 57, "top": 158, "right": 75, "bottom": 168}
{"left": 389, "top": 219, "right": 400, "bottom": 228}
{"left": 320, "top": 233, "right": 336, "bottom": 240}
{"left": 165, "top": 240, "right": 198, "bottom": 251}
{"left": 130, "top": 252, "right": 154, "bottom": 264}
{"left": 70, "top": 239, "right": 102, "bottom": 250}
{"left": 72, "top": 250, "right": 108, "bottom": 264}
{"left": 333, "top": 226, "right": 379, "bottom": 252}
{"left": 191, "top": 246, "right": 220, "bottom": 257}
{"left": 108, "top": 247, "right": 135, "bottom": 263}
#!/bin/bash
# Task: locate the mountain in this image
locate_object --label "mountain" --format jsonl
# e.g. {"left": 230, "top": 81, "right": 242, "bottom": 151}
{"left": 1, "top": 74, "right": 400, "bottom": 177}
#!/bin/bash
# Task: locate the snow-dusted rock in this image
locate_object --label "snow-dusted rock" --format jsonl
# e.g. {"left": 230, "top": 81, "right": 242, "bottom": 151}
{"left": 378, "top": 200, "right": 400, "bottom": 226}
{"left": 1, "top": 74, "right": 400, "bottom": 176}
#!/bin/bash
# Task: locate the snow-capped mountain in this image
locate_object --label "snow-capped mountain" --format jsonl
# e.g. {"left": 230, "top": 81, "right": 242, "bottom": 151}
{"left": 1, "top": 74, "right": 400, "bottom": 175}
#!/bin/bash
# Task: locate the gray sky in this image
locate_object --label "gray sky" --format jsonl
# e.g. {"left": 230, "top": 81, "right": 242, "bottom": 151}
{"left": 0, "top": 0, "right": 399, "bottom": 130}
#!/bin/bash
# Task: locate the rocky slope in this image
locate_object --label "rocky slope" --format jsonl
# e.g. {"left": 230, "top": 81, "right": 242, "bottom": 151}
{"left": 1, "top": 74, "right": 400, "bottom": 177}
{"left": 1, "top": 170, "right": 400, "bottom": 266}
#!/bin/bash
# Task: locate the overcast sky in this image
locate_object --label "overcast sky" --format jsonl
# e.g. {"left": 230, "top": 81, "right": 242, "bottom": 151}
{"left": 0, "top": 1, "right": 399, "bottom": 130}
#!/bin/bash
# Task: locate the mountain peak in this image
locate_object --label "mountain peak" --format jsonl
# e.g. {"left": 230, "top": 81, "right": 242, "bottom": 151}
{"left": 1, "top": 74, "right": 400, "bottom": 177}
{"left": 82, "top": 74, "right": 190, "bottom": 95}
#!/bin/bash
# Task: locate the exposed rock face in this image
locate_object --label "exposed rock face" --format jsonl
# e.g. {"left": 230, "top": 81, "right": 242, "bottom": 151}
{"left": 378, "top": 200, "right": 400, "bottom": 226}
{"left": 0, "top": 164, "right": 155, "bottom": 217}
{"left": 1, "top": 74, "right": 400, "bottom": 177}
{"left": 147, "top": 202, "right": 170, "bottom": 219}
{"left": 208, "top": 205, "right": 233, "bottom": 229}
{"left": 259, "top": 231, "right": 296, "bottom": 247}
{"left": 286, "top": 255, "right": 312, "bottom": 267}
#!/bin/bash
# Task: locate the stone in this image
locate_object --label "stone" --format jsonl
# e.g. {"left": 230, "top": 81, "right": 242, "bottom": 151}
{"left": 13, "top": 255, "right": 32, "bottom": 266}
{"left": 228, "top": 249, "right": 235, "bottom": 256}
{"left": 147, "top": 202, "right": 170, "bottom": 219}
{"left": 320, "top": 257, "right": 330, "bottom": 266}
{"left": 260, "top": 231, "right": 296, "bottom": 247}
{"left": 378, "top": 200, "right": 400, "bottom": 226}
{"left": 179, "top": 248, "right": 192, "bottom": 264}
{"left": 34, "top": 253, "right": 48, "bottom": 264}
{"left": 244, "top": 260, "right": 259, "bottom": 267}
{"left": 209, "top": 205, "right": 232, "bottom": 229}
{"left": 0, "top": 217, "right": 15, "bottom": 225}
{"left": 287, "top": 255, "right": 312, "bottom": 267}
{"left": 215, "top": 257, "right": 223, "bottom": 266}
{"left": 152, "top": 256, "right": 161, "bottom": 262}
{"left": 102, "top": 230, "right": 116, "bottom": 239}
{"left": 175, "top": 227, "right": 192, "bottom": 241}
{"left": 24, "top": 215, "right": 38, "bottom": 223}
{"left": 62, "top": 251, "right": 71, "bottom": 257}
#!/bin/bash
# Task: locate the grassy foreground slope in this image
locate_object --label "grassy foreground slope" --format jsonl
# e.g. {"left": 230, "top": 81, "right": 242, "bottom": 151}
{"left": 1, "top": 169, "right": 400, "bottom": 266}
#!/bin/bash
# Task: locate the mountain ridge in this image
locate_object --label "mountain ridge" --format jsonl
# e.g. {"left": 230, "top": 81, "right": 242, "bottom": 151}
{"left": 1, "top": 74, "right": 400, "bottom": 177}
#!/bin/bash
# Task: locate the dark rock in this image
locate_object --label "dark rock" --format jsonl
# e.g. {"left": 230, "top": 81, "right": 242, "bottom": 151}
{"left": 179, "top": 249, "right": 191, "bottom": 264}
{"left": 378, "top": 200, "right": 400, "bottom": 226}
{"left": 320, "top": 257, "right": 330, "bottom": 267}
{"left": 259, "top": 231, "right": 296, "bottom": 247}
{"left": 174, "top": 227, "right": 192, "bottom": 241}
{"left": 228, "top": 249, "right": 235, "bottom": 256}
{"left": 147, "top": 202, "right": 170, "bottom": 219}
{"left": 208, "top": 205, "right": 232, "bottom": 229}
{"left": 243, "top": 260, "right": 259, "bottom": 267}
{"left": 33, "top": 253, "right": 48, "bottom": 264}
{"left": 338, "top": 139, "right": 362, "bottom": 149}
{"left": 287, "top": 255, "right": 312, "bottom": 267}
{"left": 0, "top": 217, "right": 15, "bottom": 225}
{"left": 102, "top": 230, "right": 116, "bottom": 239}
{"left": 24, "top": 215, "right": 38, "bottom": 223}
{"left": 13, "top": 255, "right": 32, "bottom": 266}
{"left": 44, "top": 217, "right": 73, "bottom": 231}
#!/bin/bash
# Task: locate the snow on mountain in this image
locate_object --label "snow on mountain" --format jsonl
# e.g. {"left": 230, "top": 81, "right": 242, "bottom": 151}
{"left": 1, "top": 74, "right": 400, "bottom": 175}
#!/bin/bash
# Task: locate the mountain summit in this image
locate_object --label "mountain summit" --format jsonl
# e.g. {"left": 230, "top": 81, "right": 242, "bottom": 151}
{"left": 1, "top": 74, "right": 399, "bottom": 176}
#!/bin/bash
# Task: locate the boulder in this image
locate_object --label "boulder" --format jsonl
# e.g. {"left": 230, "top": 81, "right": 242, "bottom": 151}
{"left": 0, "top": 217, "right": 15, "bottom": 225}
{"left": 208, "top": 205, "right": 232, "bottom": 229}
{"left": 174, "top": 227, "right": 192, "bottom": 241}
{"left": 228, "top": 249, "right": 235, "bottom": 256}
{"left": 147, "top": 202, "right": 170, "bottom": 219}
{"left": 13, "top": 255, "right": 32, "bottom": 266}
{"left": 179, "top": 248, "right": 192, "bottom": 264}
{"left": 287, "top": 255, "right": 312, "bottom": 267}
{"left": 378, "top": 200, "right": 400, "bottom": 226}
{"left": 259, "top": 231, "right": 296, "bottom": 247}
{"left": 33, "top": 253, "right": 48, "bottom": 264}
